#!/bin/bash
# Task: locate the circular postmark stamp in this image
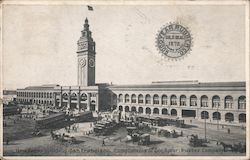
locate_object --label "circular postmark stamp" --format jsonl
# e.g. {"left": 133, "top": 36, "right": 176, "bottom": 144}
{"left": 156, "top": 22, "right": 192, "bottom": 59}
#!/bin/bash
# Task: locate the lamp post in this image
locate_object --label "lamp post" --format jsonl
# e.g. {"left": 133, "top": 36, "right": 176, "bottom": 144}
{"left": 204, "top": 111, "right": 207, "bottom": 141}
{"left": 217, "top": 105, "right": 219, "bottom": 130}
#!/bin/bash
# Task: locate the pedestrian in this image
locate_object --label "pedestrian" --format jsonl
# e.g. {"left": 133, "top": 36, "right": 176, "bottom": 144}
{"left": 6, "top": 138, "right": 9, "bottom": 145}
{"left": 227, "top": 128, "right": 230, "bottom": 134}
{"left": 102, "top": 139, "right": 105, "bottom": 146}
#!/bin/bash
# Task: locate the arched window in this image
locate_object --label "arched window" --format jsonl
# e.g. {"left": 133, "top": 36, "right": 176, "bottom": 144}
{"left": 138, "top": 94, "right": 143, "bottom": 104}
{"left": 125, "top": 94, "right": 129, "bottom": 103}
{"left": 125, "top": 106, "right": 129, "bottom": 112}
{"left": 162, "top": 95, "right": 167, "bottom": 105}
{"left": 212, "top": 112, "right": 221, "bottom": 120}
{"left": 138, "top": 107, "right": 143, "bottom": 113}
{"left": 171, "top": 109, "right": 177, "bottom": 116}
{"left": 238, "top": 96, "right": 246, "bottom": 109}
{"left": 119, "top": 106, "right": 123, "bottom": 111}
{"left": 153, "top": 94, "right": 159, "bottom": 104}
{"left": 118, "top": 94, "right": 123, "bottom": 103}
{"left": 225, "top": 96, "right": 233, "bottom": 109}
{"left": 170, "top": 95, "right": 177, "bottom": 105}
{"left": 162, "top": 108, "right": 168, "bottom": 115}
{"left": 50, "top": 93, "right": 52, "bottom": 98}
{"left": 153, "top": 108, "right": 159, "bottom": 114}
{"left": 62, "top": 93, "right": 68, "bottom": 100}
{"left": 190, "top": 95, "right": 197, "bottom": 106}
{"left": 81, "top": 93, "right": 87, "bottom": 101}
{"left": 225, "top": 112, "right": 234, "bottom": 122}
{"left": 145, "top": 94, "right": 151, "bottom": 104}
{"left": 131, "top": 106, "right": 137, "bottom": 112}
{"left": 239, "top": 113, "right": 246, "bottom": 123}
{"left": 180, "top": 95, "right": 186, "bottom": 106}
{"left": 131, "top": 94, "right": 136, "bottom": 103}
{"left": 146, "top": 107, "right": 151, "bottom": 114}
{"left": 201, "top": 95, "right": 208, "bottom": 107}
{"left": 201, "top": 111, "right": 209, "bottom": 119}
{"left": 212, "top": 96, "right": 220, "bottom": 108}
{"left": 71, "top": 93, "right": 77, "bottom": 101}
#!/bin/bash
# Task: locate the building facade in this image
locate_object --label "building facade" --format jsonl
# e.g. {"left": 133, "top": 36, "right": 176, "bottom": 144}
{"left": 16, "top": 18, "right": 246, "bottom": 124}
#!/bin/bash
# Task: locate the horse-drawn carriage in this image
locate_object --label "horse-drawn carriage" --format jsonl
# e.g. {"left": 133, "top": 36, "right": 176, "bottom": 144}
{"left": 158, "top": 129, "right": 183, "bottom": 138}
{"left": 220, "top": 141, "right": 246, "bottom": 153}
{"left": 189, "top": 134, "right": 207, "bottom": 147}
{"left": 138, "top": 134, "right": 150, "bottom": 145}
{"left": 50, "top": 131, "right": 76, "bottom": 144}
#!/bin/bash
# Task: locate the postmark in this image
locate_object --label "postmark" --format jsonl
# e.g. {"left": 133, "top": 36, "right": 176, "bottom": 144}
{"left": 156, "top": 22, "right": 192, "bottom": 59}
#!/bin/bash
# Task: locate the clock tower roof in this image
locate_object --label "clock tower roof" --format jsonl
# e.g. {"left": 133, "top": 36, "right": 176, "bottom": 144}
{"left": 84, "top": 17, "right": 89, "bottom": 31}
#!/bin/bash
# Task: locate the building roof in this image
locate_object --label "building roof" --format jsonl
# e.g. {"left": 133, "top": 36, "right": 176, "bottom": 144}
{"left": 108, "top": 81, "right": 246, "bottom": 89}
{"left": 23, "top": 84, "right": 60, "bottom": 90}
{"left": 3, "top": 90, "right": 16, "bottom": 95}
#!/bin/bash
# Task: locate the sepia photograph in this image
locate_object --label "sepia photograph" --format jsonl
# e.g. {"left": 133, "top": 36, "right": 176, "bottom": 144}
{"left": 1, "top": 0, "right": 249, "bottom": 159}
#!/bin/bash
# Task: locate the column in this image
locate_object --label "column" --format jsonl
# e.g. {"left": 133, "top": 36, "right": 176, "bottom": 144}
{"left": 143, "top": 94, "right": 146, "bottom": 105}
{"left": 151, "top": 94, "right": 153, "bottom": 105}
{"left": 208, "top": 97, "right": 212, "bottom": 109}
{"left": 53, "top": 93, "right": 57, "bottom": 107}
{"left": 177, "top": 108, "right": 182, "bottom": 118}
{"left": 234, "top": 97, "right": 238, "bottom": 110}
{"left": 96, "top": 93, "right": 99, "bottom": 112}
{"left": 77, "top": 91, "right": 80, "bottom": 111}
{"left": 186, "top": 96, "right": 190, "bottom": 107}
{"left": 87, "top": 93, "right": 91, "bottom": 111}
{"left": 159, "top": 95, "right": 162, "bottom": 106}
{"left": 176, "top": 97, "right": 180, "bottom": 107}
{"left": 60, "top": 87, "right": 63, "bottom": 108}
{"left": 67, "top": 87, "right": 71, "bottom": 109}
{"left": 159, "top": 108, "right": 162, "bottom": 115}
{"left": 143, "top": 106, "right": 146, "bottom": 115}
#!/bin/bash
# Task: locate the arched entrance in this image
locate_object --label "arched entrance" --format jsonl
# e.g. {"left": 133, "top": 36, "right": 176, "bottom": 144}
{"left": 119, "top": 106, "right": 123, "bottom": 111}
{"left": 225, "top": 112, "right": 234, "bottom": 122}
{"left": 239, "top": 113, "right": 246, "bottom": 123}
{"left": 125, "top": 106, "right": 129, "bottom": 112}
{"left": 201, "top": 111, "right": 209, "bottom": 119}
{"left": 171, "top": 109, "right": 177, "bottom": 116}
{"left": 162, "top": 108, "right": 168, "bottom": 115}
{"left": 212, "top": 112, "right": 221, "bottom": 120}
{"left": 131, "top": 106, "right": 137, "bottom": 112}
{"left": 153, "top": 108, "right": 159, "bottom": 114}
{"left": 146, "top": 107, "right": 151, "bottom": 114}
{"left": 138, "top": 107, "right": 143, "bottom": 114}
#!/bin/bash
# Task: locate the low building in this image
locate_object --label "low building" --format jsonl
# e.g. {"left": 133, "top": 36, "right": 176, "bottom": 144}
{"left": 16, "top": 18, "right": 246, "bottom": 124}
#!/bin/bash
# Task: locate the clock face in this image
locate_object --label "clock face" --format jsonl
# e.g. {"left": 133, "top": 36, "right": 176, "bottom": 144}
{"left": 89, "top": 58, "right": 95, "bottom": 67}
{"left": 79, "top": 59, "right": 86, "bottom": 67}
{"left": 78, "top": 42, "right": 87, "bottom": 50}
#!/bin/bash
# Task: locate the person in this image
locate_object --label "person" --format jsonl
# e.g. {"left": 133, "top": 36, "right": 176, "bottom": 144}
{"left": 6, "top": 138, "right": 9, "bottom": 145}
{"left": 227, "top": 128, "right": 231, "bottom": 134}
{"left": 102, "top": 139, "right": 105, "bottom": 146}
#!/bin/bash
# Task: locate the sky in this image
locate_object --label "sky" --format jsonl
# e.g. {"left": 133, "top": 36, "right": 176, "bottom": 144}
{"left": 2, "top": 4, "right": 246, "bottom": 89}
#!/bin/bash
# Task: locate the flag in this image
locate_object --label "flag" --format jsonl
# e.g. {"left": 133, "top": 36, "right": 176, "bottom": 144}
{"left": 87, "top": 5, "right": 93, "bottom": 11}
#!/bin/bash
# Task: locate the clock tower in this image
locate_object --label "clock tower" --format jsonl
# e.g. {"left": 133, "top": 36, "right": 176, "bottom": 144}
{"left": 77, "top": 18, "right": 96, "bottom": 86}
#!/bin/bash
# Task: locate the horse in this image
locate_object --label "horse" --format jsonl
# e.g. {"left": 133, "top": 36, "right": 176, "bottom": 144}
{"left": 219, "top": 142, "right": 233, "bottom": 152}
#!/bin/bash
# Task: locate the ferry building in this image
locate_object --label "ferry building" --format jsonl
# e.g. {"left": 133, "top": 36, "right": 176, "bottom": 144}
{"left": 16, "top": 18, "right": 246, "bottom": 124}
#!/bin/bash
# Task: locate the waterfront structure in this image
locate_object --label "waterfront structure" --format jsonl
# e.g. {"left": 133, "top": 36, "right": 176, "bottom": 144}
{"left": 16, "top": 18, "right": 246, "bottom": 124}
